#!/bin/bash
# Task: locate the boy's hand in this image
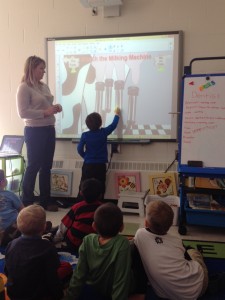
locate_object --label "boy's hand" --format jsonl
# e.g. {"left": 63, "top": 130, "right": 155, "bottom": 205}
{"left": 114, "top": 107, "right": 120, "bottom": 115}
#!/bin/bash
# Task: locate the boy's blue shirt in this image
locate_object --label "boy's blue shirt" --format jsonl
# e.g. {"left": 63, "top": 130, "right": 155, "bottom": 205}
{"left": 77, "top": 115, "right": 119, "bottom": 163}
{"left": 0, "top": 190, "right": 23, "bottom": 230}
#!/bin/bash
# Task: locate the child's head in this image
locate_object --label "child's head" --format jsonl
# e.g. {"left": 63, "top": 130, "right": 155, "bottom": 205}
{"left": 145, "top": 200, "right": 174, "bottom": 235}
{"left": 93, "top": 202, "right": 123, "bottom": 238}
{"left": 17, "top": 204, "right": 46, "bottom": 236}
{"left": 0, "top": 169, "right": 7, "bottom": 189}
{"left": 81, "top": 178, "right": 103, "bottom": 203}
{"left": 85, "top": 112, "right": 102, "bottom": 131}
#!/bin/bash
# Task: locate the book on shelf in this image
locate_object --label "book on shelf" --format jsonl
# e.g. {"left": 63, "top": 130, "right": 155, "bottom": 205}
{"left": 187, "top": 193, "right": 212, "bottom": 210}
{"left": 187, "top": 193, "right": 225, "bottom": 211}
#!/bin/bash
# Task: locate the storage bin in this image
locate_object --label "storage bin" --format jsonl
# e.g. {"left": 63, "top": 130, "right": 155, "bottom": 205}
{"left": 0, "top": 156, "right": 24, "bottom": 192}
{"left": 185, "top": 201, "right": 225, "bottom": 228}
{"left": 118, "top": 191, "right": 146, "bottom": 217}
{"left": 145, "top": 195, "right": 180, "bottom": 226}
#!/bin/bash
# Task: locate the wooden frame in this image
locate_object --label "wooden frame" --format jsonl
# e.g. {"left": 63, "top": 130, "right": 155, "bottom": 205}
{"left": 149, "top": 172, "right": 177, "bottom": 196}
{"left": 115, "top": 172, "right": 141, "bottom": 195}
{"left": 51, "top": 169, "right": 73, "bottom": 197}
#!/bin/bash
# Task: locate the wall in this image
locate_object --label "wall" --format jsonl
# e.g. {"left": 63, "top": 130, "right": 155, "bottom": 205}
{"left": 0, "top": 0, "right": 225, "bottom": 197}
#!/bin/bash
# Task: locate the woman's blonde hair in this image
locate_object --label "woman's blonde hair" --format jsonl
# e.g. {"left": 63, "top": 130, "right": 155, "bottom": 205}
{"left": 17, "top": 204, "right": 46, "bottom": 236}
{"left": 146, "top": 200, "right": 174, "bottom": 235}
{"left": 22, "top": 55, "right": 45, "bottom": 86}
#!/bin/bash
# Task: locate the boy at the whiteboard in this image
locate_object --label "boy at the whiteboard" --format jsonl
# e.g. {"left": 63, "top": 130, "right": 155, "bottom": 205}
{"left": 76, "top": 107, "right": 120, "bottom": 202}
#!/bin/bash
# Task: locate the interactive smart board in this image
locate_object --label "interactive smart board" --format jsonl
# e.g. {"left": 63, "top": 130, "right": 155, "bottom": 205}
{"left": 47, "top": 31, "right": 182, "bottom": 142}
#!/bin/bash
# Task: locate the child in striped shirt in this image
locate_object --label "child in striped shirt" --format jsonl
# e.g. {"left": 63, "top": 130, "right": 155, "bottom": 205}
{"left": 53, "top": 178, "right": 103, "bottom": 253}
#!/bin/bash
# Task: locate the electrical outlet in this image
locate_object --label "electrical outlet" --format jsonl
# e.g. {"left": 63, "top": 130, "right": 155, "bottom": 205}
{"left": 111, "top": 143, "right": 120, "bottom": 154}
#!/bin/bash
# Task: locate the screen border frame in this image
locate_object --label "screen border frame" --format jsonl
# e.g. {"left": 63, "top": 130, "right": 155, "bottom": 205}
{"left": 46, "top": 30, "right": 183, "bottom": 144}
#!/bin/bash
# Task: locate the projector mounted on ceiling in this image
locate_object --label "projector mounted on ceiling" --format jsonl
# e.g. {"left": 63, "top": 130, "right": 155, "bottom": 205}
{"left": 80, "top": 0, "right": 123, "bottom": 17}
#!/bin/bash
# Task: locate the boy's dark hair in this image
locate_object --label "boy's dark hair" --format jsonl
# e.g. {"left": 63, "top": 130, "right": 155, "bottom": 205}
{"left": 94, "top": 202, "right": 123, "bottom": 237}
{"left": 81, "top": 178, "right": 103, "bottom": 203}
{"left": 85, "top": 112, "right": 102, "bottom": 131}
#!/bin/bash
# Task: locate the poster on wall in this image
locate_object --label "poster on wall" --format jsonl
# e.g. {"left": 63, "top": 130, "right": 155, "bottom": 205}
{"left": 51, "top": 169, "right": 73, "bottom": 197}
{"left": 149, "top": 172, "right": 177, "bottom": 196}
{"left": 115, "top": 172, "right": 141, "bottom": 195}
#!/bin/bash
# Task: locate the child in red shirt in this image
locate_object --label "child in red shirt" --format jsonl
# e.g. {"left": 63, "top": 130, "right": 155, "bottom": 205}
{"left": 53, "top": 178, "right": 103, "bottom": 253}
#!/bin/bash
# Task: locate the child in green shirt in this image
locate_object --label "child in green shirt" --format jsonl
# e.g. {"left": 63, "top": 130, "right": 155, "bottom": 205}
{"left": 64, "top": 202, "right": 144, "bottom": 300}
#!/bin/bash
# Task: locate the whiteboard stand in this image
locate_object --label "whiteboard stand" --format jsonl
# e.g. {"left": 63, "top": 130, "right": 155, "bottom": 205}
{"left": 178, "top": 56, "right": 225, "bottom": 235}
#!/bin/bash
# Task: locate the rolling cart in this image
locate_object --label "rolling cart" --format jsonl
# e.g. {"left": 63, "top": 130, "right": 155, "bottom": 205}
{"left": 178, "top": 56, "right": 225, "bottom": 235}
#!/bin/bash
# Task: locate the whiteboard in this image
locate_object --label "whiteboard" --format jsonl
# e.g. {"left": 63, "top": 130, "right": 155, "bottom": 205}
{"left": 180, "top": 74, "right": 225, "bottom": 168}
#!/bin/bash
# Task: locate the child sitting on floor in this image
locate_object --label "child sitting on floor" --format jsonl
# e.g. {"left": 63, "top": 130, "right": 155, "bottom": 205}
{"left": 0, "top": 169, "right": 24, "bottom": 247}
{"left": 64, "top": 202, "right": 144, "bottom": 300}
{"left": 5, "top": 204, "right": 72, "bottom": 300}
{"left": 134, "top": 200, "right": 208, "bottom": 300}
{"left": 52, "top": 178, "right": 103, "bottom": 253}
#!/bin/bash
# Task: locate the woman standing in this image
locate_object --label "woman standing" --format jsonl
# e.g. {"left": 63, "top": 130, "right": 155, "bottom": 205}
{"left": 16, "top": 55, "right": 62, "bottom": 211}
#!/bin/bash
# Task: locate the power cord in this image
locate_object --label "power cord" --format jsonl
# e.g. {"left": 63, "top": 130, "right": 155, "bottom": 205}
{"left": 106, "top": 147, "right": 114, "bottom": 173}
{"left": 164, "top": 151, "right": 179, "bottom": 173}
{"left": 106, "top": 144, "right": 119, "bottom": 173}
